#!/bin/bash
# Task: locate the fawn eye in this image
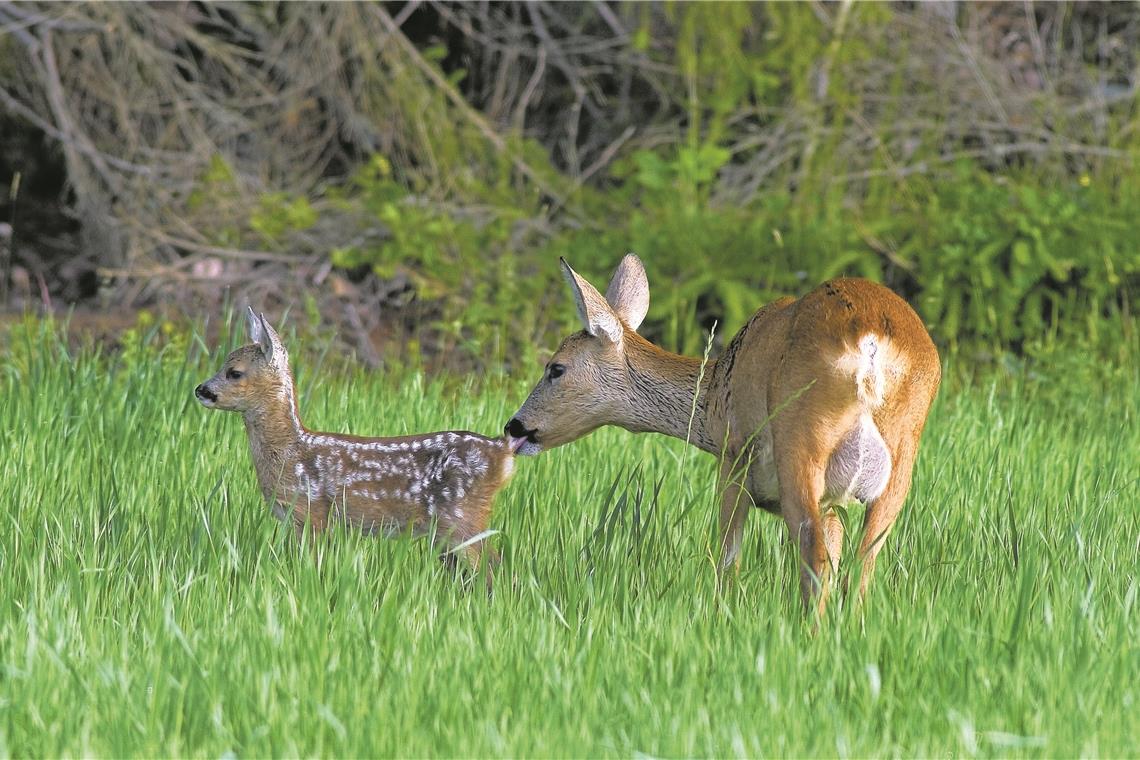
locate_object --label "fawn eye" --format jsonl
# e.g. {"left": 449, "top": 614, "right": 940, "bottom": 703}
{"left": 548, "top": 363, "right": 565, "bottom": 380}
{"left": 226, "top": 368, "right": 243, "bottom": 380}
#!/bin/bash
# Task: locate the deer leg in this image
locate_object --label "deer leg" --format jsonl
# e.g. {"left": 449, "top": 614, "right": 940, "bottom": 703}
{"left": 771, "top": 413, "right": 839, "bottom": 618}
{"left": 716, "top": 458, "right": 752, "bottom": 581}
{"left": 464, "top": 541, "right": 498, "bottom": 594}
{"left": 292, "top": 499, "right": 329, "bottom": 539}
{"left": 769, "top": 366, "right": 864, "bottom": 618}
{"left": 776, "top": 464, "right": 830, "bottom": 617}
{"left": 438, "top": 538, "right": 497, "bottom": 593}
{"left": 440, "top": 505, "right": 499, "bottom": 592}
{"left": 822, "top": 508, "right": 845, "bottom": 586}
{"left": 856, "top": 435, "right": 917, "bottom": 603}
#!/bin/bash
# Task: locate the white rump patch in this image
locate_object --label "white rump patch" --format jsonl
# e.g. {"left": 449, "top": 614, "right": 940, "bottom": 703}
{"left": 834, "top": 333, "right": 886, "bottom": 407}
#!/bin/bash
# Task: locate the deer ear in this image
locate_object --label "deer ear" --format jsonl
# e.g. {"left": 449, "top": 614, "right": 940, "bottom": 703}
{"left": 256, "top": 313, "right": 279, "bottom": 363}
{"left": 560, "top": 258, "right": 623, "bottom": 344}
{"left": 604, "top": 253, "right": 649, "bottom": 331}
{"left": 246, "top": 306, "right": 263, "bottom": 344}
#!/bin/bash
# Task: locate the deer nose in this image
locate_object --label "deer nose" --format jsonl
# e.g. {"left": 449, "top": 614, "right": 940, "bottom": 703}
{"left": 505, "top": 418, "right": 531, "bottom": 439}
{"left": 195, "top": 383, "right": 217, "bottom": 403}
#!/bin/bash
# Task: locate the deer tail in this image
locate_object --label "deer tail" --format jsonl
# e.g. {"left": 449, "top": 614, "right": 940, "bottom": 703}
{"left": 834, "top": 333, "right": 886, "bottom": 408}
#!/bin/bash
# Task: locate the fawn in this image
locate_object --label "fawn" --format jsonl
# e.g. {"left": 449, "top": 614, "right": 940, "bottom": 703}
{"left": 195, "top": 307, "right": 518, "bottom": 574}
{"left": 506, "top": 255, "right": 940, "bottom": 616}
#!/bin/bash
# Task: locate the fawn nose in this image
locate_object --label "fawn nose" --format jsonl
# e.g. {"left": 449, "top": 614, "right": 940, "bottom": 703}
{"left": 505, "top": 418, "right": 534, "bottom": 440}
{"left": 195, "top": 383, "right": 217, "bottom": 403}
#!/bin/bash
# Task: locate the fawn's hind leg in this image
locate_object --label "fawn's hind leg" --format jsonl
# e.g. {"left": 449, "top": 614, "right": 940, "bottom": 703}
{"left": 291, "top": 499, "right": 330, "bottom": 539}
{"left": 437, "top": 509, "right": 499, "bottom": 592}
{"left": 437, "top": 540, "right": 497, "bottom": 592}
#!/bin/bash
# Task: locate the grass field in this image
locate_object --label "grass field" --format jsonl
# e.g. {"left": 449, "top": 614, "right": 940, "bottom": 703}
{"left": 1, "top": 320, "right": 1138, "bottom": 757}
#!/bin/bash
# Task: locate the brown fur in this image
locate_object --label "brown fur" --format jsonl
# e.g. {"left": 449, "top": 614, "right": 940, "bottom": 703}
{"left": 196, "top": 309, "right": 515, "bottom": 580}
{"left": 507, "top": 256, "right": 940, "bottom": 616}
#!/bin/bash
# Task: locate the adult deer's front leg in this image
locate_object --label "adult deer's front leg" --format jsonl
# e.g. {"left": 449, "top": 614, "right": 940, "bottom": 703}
{"left": 716, "top": 458, "right": 752, "bottom": 582}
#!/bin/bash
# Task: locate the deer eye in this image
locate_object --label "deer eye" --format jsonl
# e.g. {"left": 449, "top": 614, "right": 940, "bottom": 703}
{"left": 548, "top": 363, "right": 565, "bottom": 380}
{"left": 226, "top": 368, "right": 244, "bottom": 380}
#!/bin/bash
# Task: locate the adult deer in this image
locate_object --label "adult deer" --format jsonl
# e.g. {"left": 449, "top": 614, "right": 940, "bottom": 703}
{"left": 505, "top": 255, "right": 940, "bottom": 615}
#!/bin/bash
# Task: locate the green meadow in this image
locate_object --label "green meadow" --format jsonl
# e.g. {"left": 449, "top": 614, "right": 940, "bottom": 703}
{"left": 0, "top": 320, "right": 1137, "bottom": 757}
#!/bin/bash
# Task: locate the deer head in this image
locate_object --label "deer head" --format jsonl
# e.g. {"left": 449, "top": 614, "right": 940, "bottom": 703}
{"left": 505, "top": 254, "right": 651, "bottom": 454}
{"left": 195, "top": 307, "right": 292, "bottom": 414}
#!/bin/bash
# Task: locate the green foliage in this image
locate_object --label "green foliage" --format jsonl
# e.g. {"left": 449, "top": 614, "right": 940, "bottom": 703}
{"left": 545, "top": 155, "right": 1138, "bottom": 359}
{"left": 185, "top": 155, "right": 248, "bottom": 250}
{"left": 310, "top": 145, "right": 1138, "bottom": 363}
{"left": 327, "top": 155, "right": 536, "bottom": 363}
{"left": 226, "top": 2, "right": 1138, "bottom": 365}
{"left": 600, "top": 143, "right": 781, "bottom": 353}
{"left": 250, "top": 193, "right": 317, "bottom": 243}
{"left": 0, "top": 324, "right": 1137, "bottom": 756}
{"left": 868, "top": 165, "right": 1139, "bottom": 353}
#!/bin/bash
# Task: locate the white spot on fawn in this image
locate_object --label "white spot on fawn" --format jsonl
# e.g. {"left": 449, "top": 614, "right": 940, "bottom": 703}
{"left": 228, "top": 357, "right": 508, "bottom": 539}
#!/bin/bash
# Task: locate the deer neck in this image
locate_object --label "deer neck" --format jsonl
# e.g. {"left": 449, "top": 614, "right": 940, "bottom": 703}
{"left": 242, "top": 381, "right": 304, "bottom": 496}
{"left": 619, "top": 334, "right": 720, "bottom": 455}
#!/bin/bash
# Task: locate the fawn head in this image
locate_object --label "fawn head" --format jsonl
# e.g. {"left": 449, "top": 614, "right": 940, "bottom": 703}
{"left": 195, "top": 307, "right": 291, "bottom": 413}
{"left": 505, "top": 254, "right": 649, "bottom": 455}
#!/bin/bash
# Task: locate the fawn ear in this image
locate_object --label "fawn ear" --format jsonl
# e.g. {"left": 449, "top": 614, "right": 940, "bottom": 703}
{"left": 604, "top": 253, "right": 649, "bottom": 332}
{"left": 256, "top": 313, "right": 285, "bottom": 364}
{"left": 245, "top": 306, "right": 263, "bottom": 344}
{"left": 560, "top": 258, "right": 623, "bottom": 344}
{"left": 245, "top": 305, "right": 271, "bottom": 359}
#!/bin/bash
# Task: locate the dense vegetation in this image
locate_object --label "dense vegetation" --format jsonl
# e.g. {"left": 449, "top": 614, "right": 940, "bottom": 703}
{"left": 0, "top": 319, "right": 1136, "bottom": 756}
{"left": 2, "top": 3, "right": 1138, "bottom": 363}
{"left": 3, "top": 6, "right": 1138, "bottom": 756}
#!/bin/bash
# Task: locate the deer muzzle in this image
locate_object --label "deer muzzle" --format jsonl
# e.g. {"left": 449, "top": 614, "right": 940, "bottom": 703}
{"left": 195, "top": 382, "right": 218, "bottom": 406}
{"left": 504, "top": 418, "right": 541, "bottom": 456}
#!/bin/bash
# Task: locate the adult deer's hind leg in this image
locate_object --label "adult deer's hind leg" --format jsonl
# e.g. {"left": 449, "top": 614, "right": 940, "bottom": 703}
{"left": 857, "top": 362, "right": 938, "bottom": 605}
{"left": 822, "top": 508, "right": 845, "bottom": 590}
{"left": 856, "top": 434, "right": 916, "bottom": 603}
{"left": 770, "top": 382, "right": 854, "bottom": 618}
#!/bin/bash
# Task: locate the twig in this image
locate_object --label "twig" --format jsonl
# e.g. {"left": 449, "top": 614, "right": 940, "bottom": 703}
{"left": 948, "top": 14, "right": 1011, "bottom": 127}
{"left": 512, "top": 46, "right": 547, "bottom": 132}
{"left": 371, "top": 4, "right": 573, "bottom": 212}
{"left": 36, "top": 27, "right": 122, "bottom": 194}
{"left": 133, "top": 226, "right": 311, "bottom": 264}
{"left": 579, "top": 125, "right": 636, "bottom": 184}
{"left": 546, "top": 125, "right": 635, "bottom": 219}
{"left": 591, "top": 1, "right": 628, "bottom": 40}
{"left": 0, "top": 88, "right": 154, "bottom": 176}
{"left": 343, "top": 302, "right": 383, "bottom": 369}
{"left": 1, "top": 173, "right": 17, "bottom": 306}
{"left": 829, "top": 141, "right": 1134, "bottom": 185}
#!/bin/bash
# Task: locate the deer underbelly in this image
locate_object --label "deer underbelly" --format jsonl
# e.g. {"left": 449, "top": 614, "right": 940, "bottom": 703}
{"left": 747, "top": 430, "right": 781, "bottom": 505}
{"left": 824, "top": 415, "right": 892, "bottom": 505}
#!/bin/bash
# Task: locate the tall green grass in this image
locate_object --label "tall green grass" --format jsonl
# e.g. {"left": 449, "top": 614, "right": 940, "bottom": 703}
{"left": 0, "top": 320, "right": 1137, "bottom": 757}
